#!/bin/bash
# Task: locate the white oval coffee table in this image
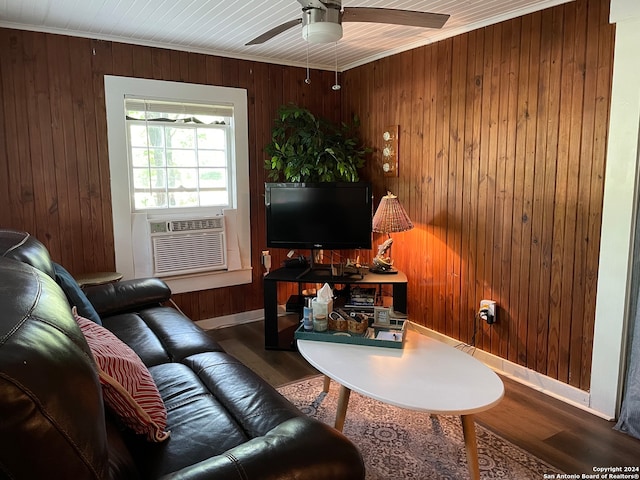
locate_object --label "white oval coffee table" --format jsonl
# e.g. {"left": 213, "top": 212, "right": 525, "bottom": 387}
{"left": 297, "top": 325, "right": 505, "bottom": 480}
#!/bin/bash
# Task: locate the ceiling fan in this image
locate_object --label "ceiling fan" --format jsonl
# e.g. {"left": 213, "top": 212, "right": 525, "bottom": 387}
{"left": 246, "top": 0, "right": 450, "bottom": 46}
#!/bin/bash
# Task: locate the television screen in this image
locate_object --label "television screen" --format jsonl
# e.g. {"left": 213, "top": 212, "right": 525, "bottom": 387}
{"left": 265, "top": 182, "right": 373, "bottom": 250}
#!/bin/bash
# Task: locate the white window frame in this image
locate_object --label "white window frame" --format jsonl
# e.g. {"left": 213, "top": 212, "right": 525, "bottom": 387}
{"left": 104, "top": 76, "right": 252, "bottom": 293}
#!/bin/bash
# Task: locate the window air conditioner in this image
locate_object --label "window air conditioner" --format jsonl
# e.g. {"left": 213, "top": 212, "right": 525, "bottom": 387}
{"left": 149, "top": 217, "right": 227, "bottom": 277}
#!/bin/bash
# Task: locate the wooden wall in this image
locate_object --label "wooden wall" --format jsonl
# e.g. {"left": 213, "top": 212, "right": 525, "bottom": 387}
{"left": 342, "top": 0, "right": 614, "bottom": 389}
{"left": 0, "top": 0, "right": 615, "bottom": 390}
{"left": 0, "top": 27, "right": 340, "bottom": 319}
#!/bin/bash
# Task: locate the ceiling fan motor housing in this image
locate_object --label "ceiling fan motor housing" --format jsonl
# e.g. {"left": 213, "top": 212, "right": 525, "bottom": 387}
{"left": 302, "top": 3, "right": 343, "bottom": 43}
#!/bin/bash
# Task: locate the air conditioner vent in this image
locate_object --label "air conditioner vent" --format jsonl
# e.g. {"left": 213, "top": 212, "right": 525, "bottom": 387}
{"left": 170, "top": 217, "right": 223, "bottom": 232}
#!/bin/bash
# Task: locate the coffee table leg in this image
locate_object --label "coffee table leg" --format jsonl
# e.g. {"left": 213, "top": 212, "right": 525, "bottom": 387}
{"left": 323, "top": 375, "right": 331, "bottom": 393}
{"left": 334, "top": 384, "right": 351, "bottom": 431}
{"left": 461, "top": 415, "right": 480, "bottom": 480}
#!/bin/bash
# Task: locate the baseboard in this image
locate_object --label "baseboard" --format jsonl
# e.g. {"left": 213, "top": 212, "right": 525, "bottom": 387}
{"left": 197, "top": 304, "right": 293, "bottom": 331}
{"left": 409, "top": 323, "right": 614, "bottom": 421}
{"left": 196, "top": 309, "right": 264, "bottom": 330}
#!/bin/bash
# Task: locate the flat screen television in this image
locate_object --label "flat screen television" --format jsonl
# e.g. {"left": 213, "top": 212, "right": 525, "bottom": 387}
{"left": 265, "top": 182, "right": 373, "bottom": 251}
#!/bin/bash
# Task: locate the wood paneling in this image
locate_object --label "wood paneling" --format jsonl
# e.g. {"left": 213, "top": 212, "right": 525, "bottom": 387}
{"left": 0, "top": 0, "right": 614, "bottom": 390}
{"left": 0, "top": 27, "right": 341, "bottom": 321}
{"left": 342, "top": 0, "right": 614, "bottom": 389}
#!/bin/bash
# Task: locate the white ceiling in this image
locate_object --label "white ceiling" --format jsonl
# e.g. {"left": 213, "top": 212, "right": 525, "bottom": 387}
{"left": 0, "top": 0, "right": 574, "bottom": 71}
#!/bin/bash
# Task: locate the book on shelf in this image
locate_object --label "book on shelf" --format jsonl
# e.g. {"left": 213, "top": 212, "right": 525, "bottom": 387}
{"left": 349, "top": 287, "right": 376, "bottom": 305}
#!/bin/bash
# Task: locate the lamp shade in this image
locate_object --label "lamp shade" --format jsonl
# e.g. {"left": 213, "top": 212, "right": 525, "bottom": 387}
{"left": 372, "top": 192, "right": 414, "bottom": 234}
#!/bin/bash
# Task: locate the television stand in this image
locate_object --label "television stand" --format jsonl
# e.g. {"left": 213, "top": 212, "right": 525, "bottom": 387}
{"left": 263, "top": 266, "right": 408, "bottom": 350}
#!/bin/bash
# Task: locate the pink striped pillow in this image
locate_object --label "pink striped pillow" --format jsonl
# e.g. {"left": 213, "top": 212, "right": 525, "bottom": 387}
{"left": 73, "top": 308, "right": 170, "bottom": 442}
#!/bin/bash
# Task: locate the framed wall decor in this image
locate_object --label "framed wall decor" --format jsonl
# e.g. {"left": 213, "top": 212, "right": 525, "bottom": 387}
{"left": 382, "top": 125, "right": 399, "bottom": 177}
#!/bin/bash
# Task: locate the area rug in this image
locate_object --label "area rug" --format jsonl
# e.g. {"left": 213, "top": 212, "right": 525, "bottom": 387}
{"left": 278, "top": 375, "right": 563, "bottom": 480}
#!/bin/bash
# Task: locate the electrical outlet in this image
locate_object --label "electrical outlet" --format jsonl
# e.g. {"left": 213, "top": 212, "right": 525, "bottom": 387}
{"left": 479, "top": 299, "right": 497, "bottom": 324}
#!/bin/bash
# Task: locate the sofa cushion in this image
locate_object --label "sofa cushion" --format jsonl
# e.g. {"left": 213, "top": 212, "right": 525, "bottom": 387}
{"left": 131, "top": 362, "right": 253, "bottom": 477}
{"left": 183, "top": 352, "right": 302, "bottom": 436}
{"left": 101, "top": 306, "right": 224, "bottom": 367}
{"left": 54, "top": 262, "right": 103, "bottom": 325}
{"left": 0, "top": 229, "right": 57, "bottom": 278}
{"left": 129, "top": 352, "right": 304, "bottom": 477}
{"left": 75, "top": 310, "right": 170, "bottom": 442}
{"left": 101, "top": 312, "right": 172, "bottom": 367}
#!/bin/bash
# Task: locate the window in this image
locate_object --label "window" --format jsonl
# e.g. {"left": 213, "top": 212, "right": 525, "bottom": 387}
{"left": 125, "top": 100, "right": 233, "bottom": 211}
{"left": 104, "top": 76, "right": 252, "bottom": 294}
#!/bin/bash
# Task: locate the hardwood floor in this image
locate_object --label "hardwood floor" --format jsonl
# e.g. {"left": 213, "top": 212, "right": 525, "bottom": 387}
{"left": 207, "top": 320, "right": 640, "bottom": 475}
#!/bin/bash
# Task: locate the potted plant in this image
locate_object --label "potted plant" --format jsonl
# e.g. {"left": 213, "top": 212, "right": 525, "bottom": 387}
{"left": 264, "top": 104, "right": 369, "bottom": 182}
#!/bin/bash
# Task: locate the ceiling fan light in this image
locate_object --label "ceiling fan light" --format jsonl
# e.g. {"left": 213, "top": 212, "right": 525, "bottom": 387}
{"left": 302, "top": 22, "right": 343, "bottom": 43}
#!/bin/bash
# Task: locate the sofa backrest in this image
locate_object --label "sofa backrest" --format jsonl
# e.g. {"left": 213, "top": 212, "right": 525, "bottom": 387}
{"left": 0, "top": 256, "right": 110, "bottom": 479}
{"left": 0, "top": 229, "right": 56, "bottom": 279}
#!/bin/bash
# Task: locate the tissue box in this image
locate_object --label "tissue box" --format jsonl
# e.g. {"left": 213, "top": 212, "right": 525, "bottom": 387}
{"left": 312, "top": 298, "right": 333, "bottom": 318}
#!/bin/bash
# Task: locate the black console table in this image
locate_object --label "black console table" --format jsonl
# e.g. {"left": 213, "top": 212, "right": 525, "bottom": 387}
{"left": 263, "top": 267, "right": 408, "bottom": 350}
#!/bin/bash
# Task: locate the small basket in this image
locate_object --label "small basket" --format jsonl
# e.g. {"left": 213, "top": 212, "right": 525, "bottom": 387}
{"left": 347, "top": 316, "right": 368, "bottom": 334}
{"left": 328, "top": 311, "right": 348, "bottom": 331}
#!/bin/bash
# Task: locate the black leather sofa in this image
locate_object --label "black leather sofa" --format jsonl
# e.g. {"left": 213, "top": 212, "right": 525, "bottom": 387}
{"left": 0, "top": 229, "right": 365, "bottom": 479}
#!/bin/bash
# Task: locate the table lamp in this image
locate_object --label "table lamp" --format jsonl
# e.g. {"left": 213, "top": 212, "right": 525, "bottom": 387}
{"left": 371, "top": 192, "right": 413, "bottom": 274}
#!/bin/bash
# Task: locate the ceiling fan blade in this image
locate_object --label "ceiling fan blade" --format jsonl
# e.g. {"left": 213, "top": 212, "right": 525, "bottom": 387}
{"left": 342, "top": 7, "right": 450, "bottom": 29}
{"left": 245, "top": 18, "right": 303, "bottom": 45}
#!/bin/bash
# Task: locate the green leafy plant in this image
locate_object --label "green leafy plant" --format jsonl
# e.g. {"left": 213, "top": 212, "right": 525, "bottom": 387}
{"left": 265, "top": 104, "right": 369, "bottom": 182}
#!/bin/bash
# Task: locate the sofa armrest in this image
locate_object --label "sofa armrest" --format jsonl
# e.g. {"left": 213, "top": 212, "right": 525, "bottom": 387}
{"left": 159, "top": 417, "right": 364, "bottom": 480}
{"left": 84, "top": 278, "right": 172, "bottom": 317}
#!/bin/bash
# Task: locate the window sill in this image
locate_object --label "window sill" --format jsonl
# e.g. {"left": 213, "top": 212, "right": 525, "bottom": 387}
{"left": 162, "top": 267, "right": 253, "bottom": 294}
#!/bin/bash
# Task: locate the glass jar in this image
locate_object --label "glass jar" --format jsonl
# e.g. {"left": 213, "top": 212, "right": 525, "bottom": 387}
{"left": 313, "top": 314, "right": 328, "bottom": 332}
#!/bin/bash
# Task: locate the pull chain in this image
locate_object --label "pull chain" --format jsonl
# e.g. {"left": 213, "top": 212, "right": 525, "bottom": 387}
{"left": 305, "top": 40, "right": 311, "bottom": 84}
{"left": 332, "top": 42, "right": 341, "bottom": 91}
